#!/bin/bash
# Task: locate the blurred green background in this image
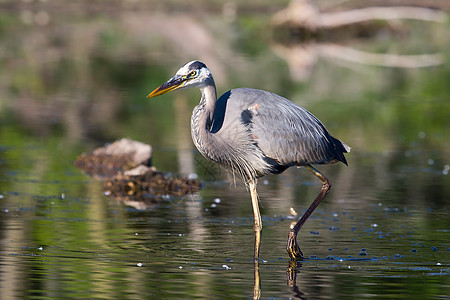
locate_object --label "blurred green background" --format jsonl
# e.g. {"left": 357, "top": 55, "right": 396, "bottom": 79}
{"left": 0, "top": 0, "right": 449, "bottom": 299}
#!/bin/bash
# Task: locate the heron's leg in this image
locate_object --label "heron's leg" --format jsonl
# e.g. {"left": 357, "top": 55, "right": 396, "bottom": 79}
{"left": 287, "top": 165, "right": 332, "bottom": 260}
{"left": 249, "top": 180, "right": 262, "bottom": 261}
{"left": 253, "top": 259, "right": 261, "bottom": 299}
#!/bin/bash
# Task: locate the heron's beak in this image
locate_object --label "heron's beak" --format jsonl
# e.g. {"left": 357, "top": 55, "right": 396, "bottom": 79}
{"left": 147, "top": 75, "right": 186, "bottom": 98}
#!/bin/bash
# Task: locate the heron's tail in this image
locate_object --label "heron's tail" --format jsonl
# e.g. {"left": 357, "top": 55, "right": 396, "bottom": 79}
{"left": 332, "top": 137, "right": 350, "bottom": 166}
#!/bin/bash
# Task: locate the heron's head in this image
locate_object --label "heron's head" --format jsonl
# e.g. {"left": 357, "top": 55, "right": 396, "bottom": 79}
{"left": 147, "top": 61, "right": 213, "bottom": 98}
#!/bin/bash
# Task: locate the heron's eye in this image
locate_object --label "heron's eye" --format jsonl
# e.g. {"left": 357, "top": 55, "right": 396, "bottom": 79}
{"left": 189, "top": 71, "right": 197, "bottom": 78}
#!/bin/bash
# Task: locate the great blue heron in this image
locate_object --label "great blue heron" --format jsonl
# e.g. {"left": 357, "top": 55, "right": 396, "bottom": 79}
{"left": 147, "top": 60, "right": 350, "bottom": 261}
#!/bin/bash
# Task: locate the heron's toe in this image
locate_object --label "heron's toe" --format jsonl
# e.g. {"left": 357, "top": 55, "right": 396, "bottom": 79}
{"left": 287, "top": 230, "right": 304, "bottom": 260}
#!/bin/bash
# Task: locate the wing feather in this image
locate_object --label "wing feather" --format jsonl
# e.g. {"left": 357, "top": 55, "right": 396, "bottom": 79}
{"left": 220, "top": 88, "right": 348, "bottom": 167}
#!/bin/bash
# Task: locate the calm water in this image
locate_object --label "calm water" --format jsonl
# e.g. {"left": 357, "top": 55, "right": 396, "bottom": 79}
{"left": 1, "top": 2, "right": 449, "bottom": 299}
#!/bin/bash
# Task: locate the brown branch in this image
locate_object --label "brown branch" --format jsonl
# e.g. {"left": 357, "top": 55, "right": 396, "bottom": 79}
{"left": 319, "top": 43, "right": 444, "bottom": 68}
{"left": 272, "top": 0, "right": 448, "bottom": 28}
{"left": 317, "top": 7, "right": 447, "bottom": 28}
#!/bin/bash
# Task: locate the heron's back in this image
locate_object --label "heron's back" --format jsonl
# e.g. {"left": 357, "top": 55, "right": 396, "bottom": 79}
{"left": 210, "top": 88, "right": 349, "bottom": 177}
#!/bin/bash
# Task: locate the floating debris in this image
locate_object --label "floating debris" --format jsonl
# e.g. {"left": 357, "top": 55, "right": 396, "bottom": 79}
{"left": 289, "top": 207, "right": 298, "bottom": 216}
{"left": 103, "top": 165, "right": 199, "bottom": 200}
{"left": 75, "top": 138, "right": 200, "bottom": 207}
{"left": 74, "top": 138, "right": 152, "bottom": 177}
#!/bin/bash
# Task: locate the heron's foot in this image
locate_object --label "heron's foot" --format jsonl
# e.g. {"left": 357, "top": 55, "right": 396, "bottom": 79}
{"left": 286, "top": 230, "right": 304, "bottom": 260}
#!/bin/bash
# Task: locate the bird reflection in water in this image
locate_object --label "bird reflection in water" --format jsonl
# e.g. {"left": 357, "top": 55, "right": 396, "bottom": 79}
{"left": 251, "top": 260, "right": 306, "bottom": 300}
{"left": 287, "top": 261, "right": 307, "bottom": 299}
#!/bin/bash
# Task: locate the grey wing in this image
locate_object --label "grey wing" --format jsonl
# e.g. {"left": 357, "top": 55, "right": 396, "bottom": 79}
{"left": 232, "top": 88, "right": 348, "bottom": 167}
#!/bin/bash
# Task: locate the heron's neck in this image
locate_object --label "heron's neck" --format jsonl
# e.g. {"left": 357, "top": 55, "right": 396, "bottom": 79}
{"left": 198, "top": 81, "right": 217, "bottom": 130}
{"left": 191, "top": 80, "right": 217, "bottom": 157}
